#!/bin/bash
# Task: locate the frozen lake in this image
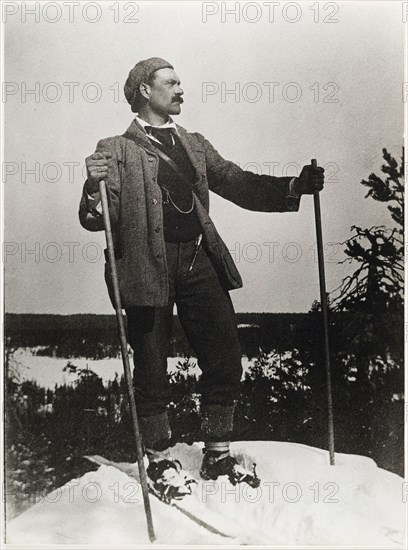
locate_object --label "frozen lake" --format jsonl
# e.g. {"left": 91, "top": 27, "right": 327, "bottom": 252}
{"left": 10, "top": 348, "right": 253, "bottom": 390}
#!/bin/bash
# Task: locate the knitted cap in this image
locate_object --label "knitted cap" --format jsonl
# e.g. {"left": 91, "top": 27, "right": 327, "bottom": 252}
{"left": 124, "top": 57, "right": 174, "bottom": 112}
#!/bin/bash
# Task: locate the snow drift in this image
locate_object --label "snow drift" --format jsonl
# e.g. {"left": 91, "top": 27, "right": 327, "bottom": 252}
{"left": 6, "top": 441, "right": 406, "bottom": 546}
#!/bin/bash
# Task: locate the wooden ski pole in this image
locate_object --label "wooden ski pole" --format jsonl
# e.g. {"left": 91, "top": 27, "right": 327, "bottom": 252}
{"left": 311, "top": 158, "right": 335, "bottom": 465}
{"left": 99, "top": 180, "right": 156, "bottom": 542}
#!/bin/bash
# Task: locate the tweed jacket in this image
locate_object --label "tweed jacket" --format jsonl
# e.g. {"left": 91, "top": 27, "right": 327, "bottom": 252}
{"left": 79, "top": 119, "right": 300, "bottom": 308}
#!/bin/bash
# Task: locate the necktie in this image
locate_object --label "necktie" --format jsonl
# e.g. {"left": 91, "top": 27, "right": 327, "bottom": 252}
{"left": 147, "top": 127, "right": 175, "bottom": 149}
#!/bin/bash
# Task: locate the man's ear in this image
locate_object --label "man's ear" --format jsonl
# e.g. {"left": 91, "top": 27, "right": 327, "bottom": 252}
{"left": 139, "top": 82, "right": 151, "bottom": 101}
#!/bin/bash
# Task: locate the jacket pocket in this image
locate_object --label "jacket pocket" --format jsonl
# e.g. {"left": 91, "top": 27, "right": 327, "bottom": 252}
{"left": 203, "top": 241, "right": 243, "bottom": 291}
{"left": 103, "top": 227, "right": 146, "bottom": 309}
{"left": 220, "top": 250, "right": 243, "bottom": 288}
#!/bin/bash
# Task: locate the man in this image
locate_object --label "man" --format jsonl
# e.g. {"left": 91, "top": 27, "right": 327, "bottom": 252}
{"left": 79, "top": 57, "right": 324, "bottom": 500}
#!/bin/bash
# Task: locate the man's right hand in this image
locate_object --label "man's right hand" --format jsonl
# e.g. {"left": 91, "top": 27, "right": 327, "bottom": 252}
{"left": 85, "top": 151, "right": 112, "bottom": 194}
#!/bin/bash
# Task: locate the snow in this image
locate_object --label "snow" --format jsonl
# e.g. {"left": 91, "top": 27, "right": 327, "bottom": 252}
{"left": 7, "top": 441, "right": 406, "bottom": 546}
{"left": 11, "top": 348, "right": 252, "bottom": 389}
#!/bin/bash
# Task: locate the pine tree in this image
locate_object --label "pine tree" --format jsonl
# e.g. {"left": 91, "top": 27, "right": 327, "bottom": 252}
{"left": 332, "top": 148, "right": 404, "bottom": 374}
{"left": 326, "top": 148, "right": 404, "bottom": 472}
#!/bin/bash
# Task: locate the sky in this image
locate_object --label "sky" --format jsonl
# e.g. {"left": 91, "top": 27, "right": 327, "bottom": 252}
{"left": 3, "top": 1, "right": 405, "bottom": 314}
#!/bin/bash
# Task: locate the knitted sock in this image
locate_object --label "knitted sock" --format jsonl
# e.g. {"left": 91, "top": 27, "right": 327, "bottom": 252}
{"left": 204, "top": 441, "right": 230, "bottom": 463}
{"left": 201, "top": 404, "right": 235, "bottom": 442}
{"left": 145, "top": 447, "right": 171, "bottom": 464}
{"left": 140, "top": 412, "right": 171, "bottom": 453}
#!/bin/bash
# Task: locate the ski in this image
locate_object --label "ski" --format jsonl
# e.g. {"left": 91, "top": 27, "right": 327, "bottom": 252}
{"left": 84, "top": 454, "right": 237, "bottom": 540}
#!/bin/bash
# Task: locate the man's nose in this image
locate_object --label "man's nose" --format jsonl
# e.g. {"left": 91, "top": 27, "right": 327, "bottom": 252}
{"left": 177, "top": 86, "right": 184, "bottom": 95}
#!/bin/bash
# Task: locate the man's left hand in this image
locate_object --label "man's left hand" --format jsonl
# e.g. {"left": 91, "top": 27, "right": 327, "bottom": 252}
{"left": 296, "top": 164, "right": 325, "bottom": 195}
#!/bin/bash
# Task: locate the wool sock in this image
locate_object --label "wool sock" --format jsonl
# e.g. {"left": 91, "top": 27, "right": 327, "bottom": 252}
{"left": 204, "top": 441, "right": 230, "bottom": 462}
{"left": 145, "top": 447, "right": 171, "bottom": 463}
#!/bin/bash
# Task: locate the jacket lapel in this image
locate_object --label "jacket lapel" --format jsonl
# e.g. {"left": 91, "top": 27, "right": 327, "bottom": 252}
{"left": 175, "top": 125, "right": 202, "bottom": 180}
{"left": 122, "top": 119, "right": 158, "bottom": 153}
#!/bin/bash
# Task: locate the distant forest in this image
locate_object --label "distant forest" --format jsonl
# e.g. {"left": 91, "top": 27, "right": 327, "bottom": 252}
{"left": 5, "top": 312, "right": 313, "bottom": 359}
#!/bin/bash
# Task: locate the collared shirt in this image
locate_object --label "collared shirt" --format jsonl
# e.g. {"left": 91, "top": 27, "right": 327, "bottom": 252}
{"left": 134, "top": 113, "right": 179, "bottom": 146}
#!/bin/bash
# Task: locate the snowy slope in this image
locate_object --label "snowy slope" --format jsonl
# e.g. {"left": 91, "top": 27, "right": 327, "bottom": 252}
{"left": 6, "top": 441, "right": 406, "bottom": 546}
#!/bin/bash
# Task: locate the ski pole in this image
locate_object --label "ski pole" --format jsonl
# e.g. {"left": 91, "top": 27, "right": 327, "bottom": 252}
{"left": 311, "top": 158, "right": 335, "bottom": 466}
{"left": 99, "top": 180, "right": 156, "bottom": 542}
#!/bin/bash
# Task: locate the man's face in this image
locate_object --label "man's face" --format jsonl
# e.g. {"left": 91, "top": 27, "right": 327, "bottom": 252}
{"left": 144, "top": 68, "right": 184, "bottom": 116}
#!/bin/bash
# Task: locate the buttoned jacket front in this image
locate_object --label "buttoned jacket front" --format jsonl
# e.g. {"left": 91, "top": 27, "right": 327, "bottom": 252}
{"left": 79, "top": 119, "right": 299, "bottom": 308}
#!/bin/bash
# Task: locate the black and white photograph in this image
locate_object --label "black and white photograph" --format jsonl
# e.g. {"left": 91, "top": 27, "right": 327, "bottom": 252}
{"left": 1, "top": 0, "right": 406, "bottom": 547}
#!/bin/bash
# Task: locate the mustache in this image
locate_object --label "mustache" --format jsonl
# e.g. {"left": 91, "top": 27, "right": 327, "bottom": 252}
{"left": 173, "top": 96, "right": 184, "bottom": 103}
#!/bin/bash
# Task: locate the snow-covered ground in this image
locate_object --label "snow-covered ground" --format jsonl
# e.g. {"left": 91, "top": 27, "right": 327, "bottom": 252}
{"left": 11, "top": 348, "right": 253, "bottom": 389}
{"left": 7, "top": 441, "right": 406, "bottom": 547}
